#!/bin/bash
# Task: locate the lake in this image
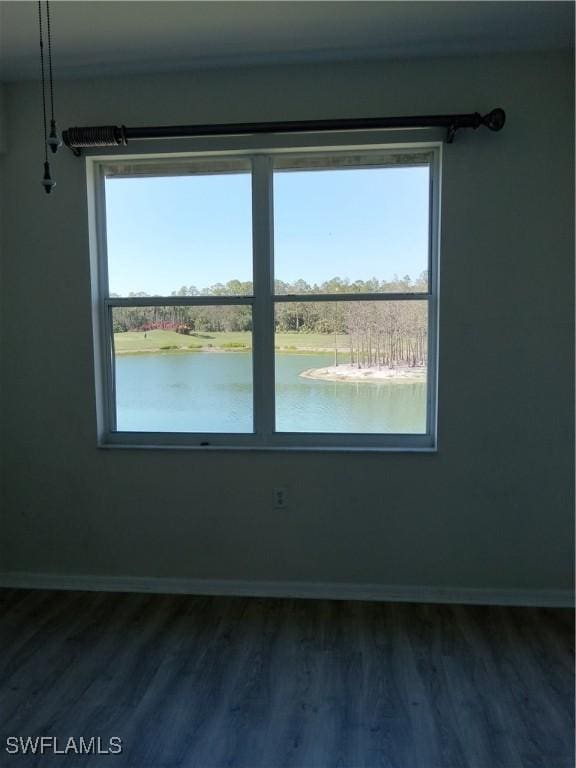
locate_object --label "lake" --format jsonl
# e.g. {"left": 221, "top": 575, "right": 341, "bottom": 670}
{"left": 115, "top": 352, "right": 427, "bottom": 434}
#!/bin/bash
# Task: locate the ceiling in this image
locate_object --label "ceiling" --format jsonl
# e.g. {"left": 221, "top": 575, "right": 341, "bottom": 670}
{"left": 0, "top": 1, "right": 573, "bottom": 82}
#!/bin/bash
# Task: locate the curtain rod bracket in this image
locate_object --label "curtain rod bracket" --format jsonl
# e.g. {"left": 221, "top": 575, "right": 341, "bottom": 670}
{"left": 446, "top": 123, "right": 458, "bottom": 144}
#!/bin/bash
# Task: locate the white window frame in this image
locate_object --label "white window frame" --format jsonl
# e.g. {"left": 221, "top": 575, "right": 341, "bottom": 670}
{"left": 87, "top": 138, "right": 440, "bottom": 452}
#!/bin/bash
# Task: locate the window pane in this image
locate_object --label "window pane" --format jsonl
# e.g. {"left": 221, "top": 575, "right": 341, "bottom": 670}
{"left": 113, "top": 305, "right": 253, "bottom": 433}
{"left": 275, "top": 300, "right": 427, "bottom": 433}
{"left": 105, "top": 170, "right": 252, "bottom": 297}
{"left": 274, "top": 165, "right": 429, "bottom": 294}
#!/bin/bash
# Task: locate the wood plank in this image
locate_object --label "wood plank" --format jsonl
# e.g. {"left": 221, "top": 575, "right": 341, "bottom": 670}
{"left": 0, "top": 590, "right": 572, "bottom": 768}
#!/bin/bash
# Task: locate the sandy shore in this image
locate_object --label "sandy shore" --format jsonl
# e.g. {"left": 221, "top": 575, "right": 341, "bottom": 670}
{"left": 300, "top": 364, "right": 426, "bottom": 383}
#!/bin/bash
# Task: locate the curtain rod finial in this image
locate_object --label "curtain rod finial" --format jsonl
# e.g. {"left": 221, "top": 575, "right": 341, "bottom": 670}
{"left": 483, "top": 108, "right": 506, "bottom": 132}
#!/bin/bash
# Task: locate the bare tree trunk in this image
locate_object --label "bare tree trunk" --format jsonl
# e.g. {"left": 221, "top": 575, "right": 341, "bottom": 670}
{"left": 333, "top": 303, "right": 339, "bottom": 366}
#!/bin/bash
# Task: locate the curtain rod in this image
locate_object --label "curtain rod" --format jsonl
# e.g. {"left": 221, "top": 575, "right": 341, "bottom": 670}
{"left": 63, "top": 108, "right": 505, "bottom": 155}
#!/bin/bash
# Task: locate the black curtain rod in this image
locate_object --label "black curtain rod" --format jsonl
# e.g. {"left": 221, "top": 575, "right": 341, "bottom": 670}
{"left": 63, "top": 108, "right": 505, "bottom": 155}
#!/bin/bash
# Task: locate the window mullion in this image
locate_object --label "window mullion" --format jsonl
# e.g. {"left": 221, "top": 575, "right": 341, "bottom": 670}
{"left": 271, "top": 292, "right": 430, "bottom": 303}
{"left": 106, "top": 304, "right": 117, "bottom": 432}
{"left": 105, "top": 296, "right": 253, "bottom": 308}
{"left": 251, "top": 156, "right": 275, "bottom": 442}
{"left": 426, "top": 145, "right": 441, "bottom": 442}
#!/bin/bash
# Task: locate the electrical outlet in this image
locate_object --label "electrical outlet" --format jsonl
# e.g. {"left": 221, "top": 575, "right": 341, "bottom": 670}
{"left": 274, "top": 487, "right": 288, "bottom": 509}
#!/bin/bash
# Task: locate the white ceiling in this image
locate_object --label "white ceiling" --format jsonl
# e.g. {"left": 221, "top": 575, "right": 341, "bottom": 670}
{"left": 0, "top": 1, "right": 573, "bottom": 82}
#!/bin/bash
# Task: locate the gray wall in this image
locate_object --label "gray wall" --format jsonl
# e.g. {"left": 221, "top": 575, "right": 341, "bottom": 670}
{"left": 0, "top": 84, "right": 6, "bottom": 153}
{"left": 0, "top": 84, "right": 5, "bottom": 572}
{"left": 0, "top": 51, "right": 573, "bottom": 591}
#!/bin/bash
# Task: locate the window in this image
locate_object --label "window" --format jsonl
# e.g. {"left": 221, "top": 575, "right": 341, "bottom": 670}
{"left": 89, "top": 143, "right": 439, "bottom": 450}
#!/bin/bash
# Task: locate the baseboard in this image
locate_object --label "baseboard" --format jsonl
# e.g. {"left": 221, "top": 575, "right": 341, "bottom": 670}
{"left": 0, "top": 571, "right": 572, "bottom": 607}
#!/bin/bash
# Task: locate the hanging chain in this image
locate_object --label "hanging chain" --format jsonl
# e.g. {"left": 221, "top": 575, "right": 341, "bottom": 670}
{"left": 38, "top": 0, "right": 56, "bottom": 192}
{"left": 46, "top": 0, "right": 55, "bottom": 122}
{"left": 38, "top": 0, "right": 48, "bottom": 163}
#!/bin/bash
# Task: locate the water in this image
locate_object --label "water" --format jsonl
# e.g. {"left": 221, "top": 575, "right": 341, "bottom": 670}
{"left": 115, "top": 352, "right": 426, "bottom": 434}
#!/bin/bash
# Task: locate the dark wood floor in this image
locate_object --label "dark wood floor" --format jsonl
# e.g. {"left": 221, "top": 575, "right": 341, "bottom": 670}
{"left": 0, "top": 589, "right": 573, "bottom": 768}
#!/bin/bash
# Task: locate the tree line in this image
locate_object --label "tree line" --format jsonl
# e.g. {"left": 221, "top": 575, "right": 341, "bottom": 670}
{"left": 112, "top": 273, "right": 428, "bottom": 368}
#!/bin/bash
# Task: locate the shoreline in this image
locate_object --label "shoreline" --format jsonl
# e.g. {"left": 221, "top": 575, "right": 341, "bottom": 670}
{"left": 115, "top": 346, "right": 244, "bottom": 355}
{"left": 300, "top": 364, "right": 426, "bottom": 383}
{"left": 114, "top": 346, "right": 340, "bottom": 356}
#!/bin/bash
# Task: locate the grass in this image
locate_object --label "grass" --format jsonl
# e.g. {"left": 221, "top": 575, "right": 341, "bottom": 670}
{"left": 114, "top": 329, "right": 349, "bottom": 355}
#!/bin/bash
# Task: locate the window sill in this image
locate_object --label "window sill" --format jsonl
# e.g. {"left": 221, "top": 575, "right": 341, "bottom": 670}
{"left": 97, "top": 436, "right": 438, "bottom": 454}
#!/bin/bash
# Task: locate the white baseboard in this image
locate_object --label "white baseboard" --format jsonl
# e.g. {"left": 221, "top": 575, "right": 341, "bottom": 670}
{"left": 0, "top": 571, "right": 572, "bottom": 607}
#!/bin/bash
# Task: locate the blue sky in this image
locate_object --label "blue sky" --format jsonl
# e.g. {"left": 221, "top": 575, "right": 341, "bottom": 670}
{"left": 105, "top": 166, "right": 429, "bottom": 296}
